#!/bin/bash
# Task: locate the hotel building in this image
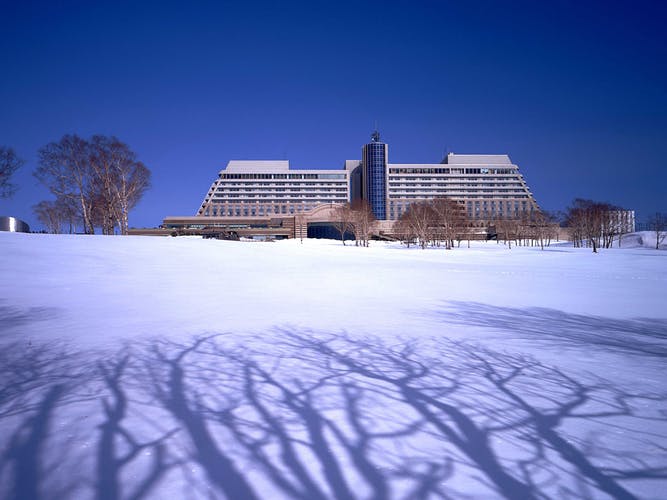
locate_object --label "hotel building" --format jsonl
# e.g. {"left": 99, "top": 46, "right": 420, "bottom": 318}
{"left": 197, "top": 160, "right": 353, "bottom": 218}
{"left": 160, "top": 132, "right": 540, "bottom": 238}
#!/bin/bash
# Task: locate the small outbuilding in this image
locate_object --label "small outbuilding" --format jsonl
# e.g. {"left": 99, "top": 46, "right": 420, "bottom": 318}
{"left": 0, "top": 216, "right": 31, "bottom": 233}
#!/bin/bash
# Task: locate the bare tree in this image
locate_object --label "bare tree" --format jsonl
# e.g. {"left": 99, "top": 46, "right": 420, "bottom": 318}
{"left": 397, "top": 201, "right": 434, "bottom": 249}
{"left": 393, "top": 213, "right": 416, "bottom": 248}
{"left": 583, "top": 202, "right": 603, "bottom": 253}
{"left": 566, "top": 199, "right": 619, "bottom": 253}
{"left": 332, "top": 203, "right": 354, "bottom": 245}
{"left": 648, "top": 212, "right": 666, "bottom": 250}
{"left": 600, "top": 206, "right": 625, "bottom": 249}
{"left": 431, "top": 197, "right": 467, "bottom": 250}
{"left": 35, "top": 135, "right": 96, "bottom": 233}
{"left": 89, "top": 136, "right": 118, "bottom": 234}
{"left": 89, "top": 136, "right": 151, "bottom": 235}
{"left": 33, "top": 197, "right": 80, "bottom": 234}
{"left": 35, "top": 135, "right": 151, "bottom": 235}
{"left": 566, "top": 199, "right": 595, "bottom": 252}
{"left": 528, "top": 211, "right": 558, "bottom": 250}
{"left": 114, "top": 159, "right": 150, "bottom": 234}
{"left": 455, "top": 222, "right": 473, "bottom": 248}
{"left": 0, "top": 146, "right": 24, "bottom": 198}
{"left": 494, "top": 216, "right": 520, "bottom": 249}
{"left": 33, "top": 201, "right": 63, "bottom": 234}
{"left": 350, "top": 200, "right": 376, "bottom": 247}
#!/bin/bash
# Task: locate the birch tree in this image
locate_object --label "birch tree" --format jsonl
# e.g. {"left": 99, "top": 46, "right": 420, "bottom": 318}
{"left": 35, "top": 135, "right": 96, "bottom": 234}
{"left": 0, "top": 146, "right": 23, "bottom": 198}
{"left": 431, "top": 197, "right": 467, "bottom": 249}
{"left": 648, "top": 212, "right": 666, "bottom": 250}
{"left": 35, "top": 135, "right": 150, "bottom": 235}
{"left": 333, "top": 202, "right": 354, "bottom": 245}
{"left": 350, "top": 200, "right": 375, "bottom": 247}
{"left": 90, "top": 136, "right": 151, "bottom": 235}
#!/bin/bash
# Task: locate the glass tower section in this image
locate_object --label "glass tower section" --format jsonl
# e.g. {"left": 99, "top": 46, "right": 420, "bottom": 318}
{"left": 363, "top": 131, "right": 387, "bottom": 220}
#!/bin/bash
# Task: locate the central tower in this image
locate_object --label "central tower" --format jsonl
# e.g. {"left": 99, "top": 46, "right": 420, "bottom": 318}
{"left": 362, "top": 130, "right": 388, "bottom": 220}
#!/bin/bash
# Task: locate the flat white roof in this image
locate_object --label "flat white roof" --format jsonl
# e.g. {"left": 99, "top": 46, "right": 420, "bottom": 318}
{"left": 224, "top": 160, "right": 290, "bottom": 173}
{"left": 444, "top": 153, "right": 512, "bottom": 165}
{"left": 220, "top": 154, "right": 514, "bottom": 174}
{"left": 222, "top": 160, "right": 348, "bottom": 175}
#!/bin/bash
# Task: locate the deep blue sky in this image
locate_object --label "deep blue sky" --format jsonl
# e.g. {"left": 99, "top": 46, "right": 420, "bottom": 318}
{"left": 1, "top": 0, "right": 665, "bottom": 230}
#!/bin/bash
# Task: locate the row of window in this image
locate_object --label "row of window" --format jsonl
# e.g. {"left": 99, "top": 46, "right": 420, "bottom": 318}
{"left": 388, "top": 168, "right": 516, "bottom": 175}
{"left": 217, "top": 181, "right": 347, "bottom": 187}
{"left": 217, "top": 194, "right": 346, "bottom": 200}
{"left": 389, "top": 186, "right": 527, "bottom": 192}
{"left": 389, "top": 194, "right": 531, "bottom": 200}
{"left": 388, "top": 200, "right": 534, "bottom": 220}
{"left": 389, "top": 184, "right": 527, "bottom": 189}
{"left": 388, "top": 176, "right": 523, "bottom": 182}
{"left": 213, "top": 188, "right": 347, "bottom": 194}
{"left": 389, "top": 189, "right": 529, "bottom": 195}
{"left": 202, "top": 204, "right": 318, "bottom": 216}
{"left": 220, "top": 173, "right": 346, "bottom": 180}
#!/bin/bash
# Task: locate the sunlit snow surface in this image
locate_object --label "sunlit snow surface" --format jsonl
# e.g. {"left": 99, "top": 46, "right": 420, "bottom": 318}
{"left": 1, "top": 232, "right": 666, "bottom": 499}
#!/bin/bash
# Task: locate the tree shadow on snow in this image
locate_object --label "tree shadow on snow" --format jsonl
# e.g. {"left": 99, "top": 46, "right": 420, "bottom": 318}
{"left": 0, "top": 341, "right": 178, "bottom": 500}
{"left": 136, "top": 331, "right": 667, "bottom": 499}
{"left": 95, "top": 354, "right": 179, "bottom": 500}
{"left": 0, "top": 302, "right": 61, "bottom": 336}
{"left": 1, "top": 321, "right": 665, "bottom": 499}
{"left": 433, "top": 301, "right": 667, "bottom": 359}
{"left": 0, "top": 340, "right": 94, "bottom": 499}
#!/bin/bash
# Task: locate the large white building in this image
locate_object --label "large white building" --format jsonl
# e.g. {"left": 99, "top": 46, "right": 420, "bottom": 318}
{"left": 386, "top": 152, "right": 539, "bottom": 222}
{"left": 198, "top": 160, "right": 354, "bottom": 218}
{"left": 195, "top": 133, "right": 539, "bottom": 225}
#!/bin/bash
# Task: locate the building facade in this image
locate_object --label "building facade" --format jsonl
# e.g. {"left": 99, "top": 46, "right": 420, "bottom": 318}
{"left": 386, "top": 152, "right": 539, "bottom": 223}
{"left": 198, "top": 160, "right": 352, "bottom": 218}
{"left": 159, "top": 132, "right": 540, "bottom": 238}
{"left": 362, "top": 131, "right": 388, "bottom": 220}
{"left": 197, "top": 133, "right": 539, "bottom": 223}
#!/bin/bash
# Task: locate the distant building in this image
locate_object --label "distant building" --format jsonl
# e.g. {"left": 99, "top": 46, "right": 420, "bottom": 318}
{"left": 0, "top": 216, "right": 30, "bottom": 233}
{"left": 607, "top": 209, "right": 635, "bottom": 234}
{"left": 197, "top": 132, "right": 538, "bottom": 222}
{"left": 156, "top": 132, "right": 541, "bottom": 238}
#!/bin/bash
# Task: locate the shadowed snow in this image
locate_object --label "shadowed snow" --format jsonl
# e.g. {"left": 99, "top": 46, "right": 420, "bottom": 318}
{"left": 0, "top": 233, "right": 665, "bottom": 499}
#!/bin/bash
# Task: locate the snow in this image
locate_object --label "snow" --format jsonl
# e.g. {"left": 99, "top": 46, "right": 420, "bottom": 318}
{"left": 1, "top": 231, "right": 666, "bottom": 499}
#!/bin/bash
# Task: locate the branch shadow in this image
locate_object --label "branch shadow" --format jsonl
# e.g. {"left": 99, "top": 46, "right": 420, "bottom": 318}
{"left": 0, "top": 341, "right": 93, "bottom": 499}
{"left": 139, "top": 334, "right": 454, "bottom": 499}
{"left": 433, "top": 301, "right": 667, "bottom": 359}
{"left": 96, "top": 353, "right": 178, "bottom": 500}
{"left": 137, "top": 330, "right": 667, "bottom": 499}
{"left": 0, "top": 302, "right": 61, "bottom": 335}
{"left": 1, "top": 319, "right": 664, "bottom": 498}
{"left": 0, "top": 340, "right": 178, "bottom": 500}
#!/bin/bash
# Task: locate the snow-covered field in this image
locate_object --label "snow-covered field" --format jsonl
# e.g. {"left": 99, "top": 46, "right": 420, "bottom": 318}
{"left": 1, "top": 232, "right": 665, "bottom": 499}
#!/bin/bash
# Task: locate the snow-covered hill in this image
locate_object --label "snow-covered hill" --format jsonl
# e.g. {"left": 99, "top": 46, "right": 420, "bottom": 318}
{"left": 1, "top": 233, "right": 666, "bottom": 499}
{"left": 619, "top": 230, "right": 666, "bottom": 250}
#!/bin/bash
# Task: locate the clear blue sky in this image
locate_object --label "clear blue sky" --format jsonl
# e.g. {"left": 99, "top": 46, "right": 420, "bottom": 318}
{"left": 1, "top": 0, "right": 665, "bottom": 230}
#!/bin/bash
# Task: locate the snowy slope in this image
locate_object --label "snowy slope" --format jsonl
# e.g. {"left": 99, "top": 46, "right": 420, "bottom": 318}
{"left": 1, "top": 232, "right": 666, "bottom": 499}
{"left": 619, "top": 230, "right": 666, "bottom": 250}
